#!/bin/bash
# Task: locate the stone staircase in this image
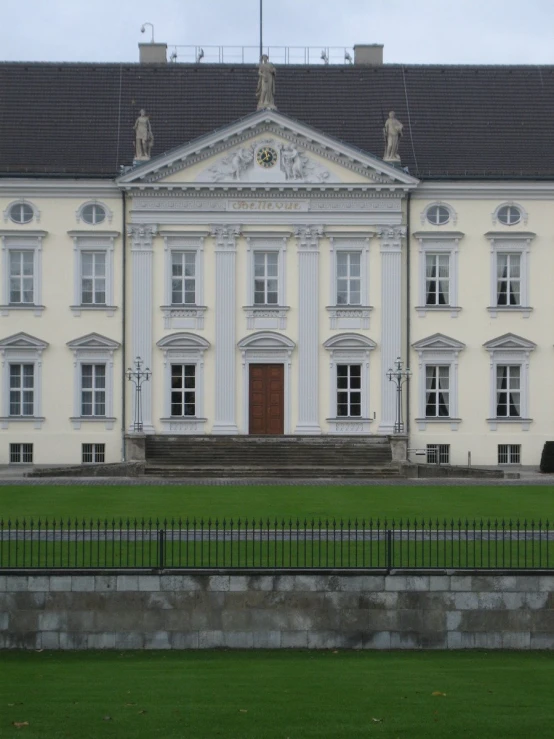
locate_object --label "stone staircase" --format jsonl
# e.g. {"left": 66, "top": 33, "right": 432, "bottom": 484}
{"left": 144, "top": 435, "right": 402, "bottom": 478}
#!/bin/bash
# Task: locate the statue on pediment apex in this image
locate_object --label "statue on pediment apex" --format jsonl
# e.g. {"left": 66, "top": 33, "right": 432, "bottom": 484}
{"left": 257, "top": 55, "right": 276, "bottom": 110}
{"left": 134, "top": 109, "right": 154, "bottom": 161}
{"left": 383, "top": 111, "right": 403, "bottom": 162}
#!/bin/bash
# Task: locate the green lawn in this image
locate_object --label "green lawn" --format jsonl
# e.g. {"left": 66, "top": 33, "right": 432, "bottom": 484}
{"left": 0, "top": 651, "right": 553, "bottom": 738}
{"left": 0, "top": 484, "right": 553, "bottom": 522}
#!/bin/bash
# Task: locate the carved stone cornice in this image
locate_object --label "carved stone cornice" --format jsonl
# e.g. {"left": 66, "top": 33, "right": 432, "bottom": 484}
{"left": 294, "top": 225, "right": 324, "bottom": 251}
{"left": 211, "top": 225, "right": 241, "bottom": 251}
{"left": 127, "top": 224, "right": 158, "bottom": 251}
{"left": 376, "top": 225, "right": 406, "bottom": 252}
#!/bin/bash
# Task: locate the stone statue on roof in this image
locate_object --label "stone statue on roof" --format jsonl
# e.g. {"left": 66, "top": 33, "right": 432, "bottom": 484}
{"left": 134, "top": 109, "right": 154, "bottom": 161}
{"left": 383, "top": 111, "right": 403, "bottom": 162}
{"left": 256, "top": 55, "right": 276, "bottom": 110}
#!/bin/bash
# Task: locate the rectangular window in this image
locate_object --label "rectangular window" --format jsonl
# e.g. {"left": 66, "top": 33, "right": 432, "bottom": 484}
{"left": 10, "top": 443, "right": 33, "bottom": 464}
{"left": 254, "top": 252, "right": 279, "bottom": 305}
{"left": 171, "top": 251, "right": 196, "bottom": 305}
{"left": 336, "top": 252, "right": 361, "bottom": 305}
{"left": 426, "top": 444, "right": 450, "bottom": 464}
{"left": 9, "top": 251, "right": 34, "bottom": 304}
{"left": 9, "top": 364, "right": 34, "bottom": 416}
{"left": 336, "top": 364, "right": 362, "bottom": 417}
{"left": 82, "top": 443, "right": 106, "bottom": 464}
{"left": 498, "top": 444, "right": 521, "bottom": 465}
{"left": 81, "top": 251, "right": 106, "bottom": 305}
{"left": 425, "top": 253, "right": 450, "bottom": 306}
{"left": 497, "top": 253, "right": 521, "bottom": 306}
{"left": 496, "top": 365, "right": 521, "bottom": 417}
{"left": 425, "top": 365, "right": 450, "bottom": 417}
{"left": 81, "top": 364, "right": 106, "bottom": 416}
{"left": 170, "top": 364, "right": 196, "bottom": 417}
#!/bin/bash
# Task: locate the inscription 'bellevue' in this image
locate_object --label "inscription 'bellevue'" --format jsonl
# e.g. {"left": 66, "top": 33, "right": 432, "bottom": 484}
{"left": 227, "top": 200, "right": 308, "bottom": 212}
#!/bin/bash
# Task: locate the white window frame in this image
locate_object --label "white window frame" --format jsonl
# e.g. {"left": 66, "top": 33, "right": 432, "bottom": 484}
{"left": 244, "top": 234, "right": 289, "bottom": 330}
{"left": 76, "top": 200, "right": 113, "bottom": 225}
{"left": 486, "top": 233, "right": 534, "bottom": 318}
{"left": 492, "top": 202, "right": 528, "bottom": 227}
{"left": 67, "top": 333, "right": 120, "bottom": 430}
{"left": 483, "top": 333, "right": 536, "bottom": 431}
{"left": 9, "top": 363, "right": 35, "bottom": 418}
{"left": 68, "top": 231, "right": 118, "bottom": 316}
{"left": 412, "top": 333, "right": 465, "bottom": 431}
{"left": 414, "top": 232, "right": 463, "bottom": 318}
{"left": 3, "top": 199, "right": 41, "bottom": 225}
{"left": 420, "top": 202, "right": 457, "bottom": 227}
{"left": 323, "top": 333, "right": 376, "bottom": 434}
{"left": 161, "top": 232, "right": 207, "bottom": 330}
{"left": 156, "top": 332, "right": 210, "bottom": 434}
{"left": 0, "top": 332, "right": 48, "bottom": 429}
{"left": 0, "top": 231, "right": 46, "bottom": 317}
{"left": 498, "top": 444, "right": 521, "bottom": 465}
{"left": 327, "top": 235, "right": 373, "bottom": 330}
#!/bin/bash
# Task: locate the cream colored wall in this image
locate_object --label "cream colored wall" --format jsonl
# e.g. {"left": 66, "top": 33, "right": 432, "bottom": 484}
{"left": 0, "top": 191, "right": 124, "bottom": 464}
{"left": 409, "top": 195, "right": 554, "bottom": 466}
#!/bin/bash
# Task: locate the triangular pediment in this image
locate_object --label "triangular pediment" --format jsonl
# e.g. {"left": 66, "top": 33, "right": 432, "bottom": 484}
{"left": 483, "top": 333, "right": 537, "bottom": 352}
{"left": 118, "top": 109, "right": 418, "bottom": 190}
{"left": 67, "top": 333, "right": 121, "bottom": 351}
{"left": 0, "top": 332, "right": 48, "bottom": 350}
{"left": 412, "top": 333, "right": 466, "bottom": 352}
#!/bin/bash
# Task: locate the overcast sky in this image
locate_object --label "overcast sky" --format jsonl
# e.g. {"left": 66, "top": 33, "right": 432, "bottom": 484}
{"left": 1, "top": 0, "right": 553, "bottom": 65}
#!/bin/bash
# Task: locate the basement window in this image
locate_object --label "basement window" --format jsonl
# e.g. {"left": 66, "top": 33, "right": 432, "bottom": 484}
{"left": 426, "top": 444, "right": 450, "bottom": 465}
{"left": 82, "top": 443, "right": 106, "bottom": 464}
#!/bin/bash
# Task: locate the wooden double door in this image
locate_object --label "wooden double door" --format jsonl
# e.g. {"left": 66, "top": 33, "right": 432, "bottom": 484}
{"left": 249, "top": 364, "right": 284, "bottom": 435}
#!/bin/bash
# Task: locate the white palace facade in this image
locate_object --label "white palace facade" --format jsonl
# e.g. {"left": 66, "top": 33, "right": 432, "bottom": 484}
{"left": 1, "top": 51, "right": 554, "bottom": 468}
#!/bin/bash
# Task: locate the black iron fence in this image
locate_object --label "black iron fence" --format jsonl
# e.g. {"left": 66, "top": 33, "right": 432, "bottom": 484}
{"left": 1, "top": 518, "right": 553, "bottom": 570}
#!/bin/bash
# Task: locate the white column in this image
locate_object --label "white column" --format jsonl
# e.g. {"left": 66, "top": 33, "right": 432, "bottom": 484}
{"left": 295, "top": 226, "right": 323, "bottom": 434}
{"left": 128, "top": 224, "right": 157, "bottom": 433}
{"left": 212, "top": 225, "right": 240, "bottom": 434}
{"left": 378, "top": 226, "right": 405, "bottom": 434}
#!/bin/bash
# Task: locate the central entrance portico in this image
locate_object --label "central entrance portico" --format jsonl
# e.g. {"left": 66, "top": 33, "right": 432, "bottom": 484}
{"left": 249, "top": 364, "right": 284, "bottom": 434}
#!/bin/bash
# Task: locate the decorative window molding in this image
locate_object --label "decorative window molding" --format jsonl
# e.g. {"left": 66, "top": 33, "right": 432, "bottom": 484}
{"left": 0, "top": 332, "right": 48, "bottom": 429}
{"left": 67, "top": 333, "right": 120, "bottom": 430}
{"left": 68, "top": 231, "right": 119, "bottom": 316}
{"left": 76, "top": 200, "right": 113, "bottom": 226}
{"left": 3, "top": 200, "right": 40, "bottom": 225}
{"left": 156, "top": 332, "right": 210, "bottom": 433}
{"left": 420, "top": 202, "right": 457, "bottom": 226}
{"left": 483, "top": 333, "right": 536, "bottom": 431}
{"left": 238, "top": 331, "right": 296, "bottom": 434}
{"left": 160, "top": 231, "right": 207, "bottom": 330}
{"left": 323, "top": 333, "right": 377, "bottom": 434}
{"left": 412, "top": 333, "right": 465, "bottom": 431}
{"left": 492, "top": 202, "right": 527, "bottom": 226}
{"left": 327, "top": 235, "right": 373, "bottom": 329}
{"left": 244, "top": 234, "right": 289, "bottom": 330}
{"left": 485, "top": 232, "right": 535, "bottom": 318}
{"left": 0, "top": 231, "right": 47, "bottom": 317}
{"left": 413, "top": 232, "right": 464, "bottom": 318}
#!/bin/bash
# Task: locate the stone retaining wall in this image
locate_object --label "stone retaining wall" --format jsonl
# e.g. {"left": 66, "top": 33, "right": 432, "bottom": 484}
{"left": 1, "top": 571, "right": 554, "bottom": 649}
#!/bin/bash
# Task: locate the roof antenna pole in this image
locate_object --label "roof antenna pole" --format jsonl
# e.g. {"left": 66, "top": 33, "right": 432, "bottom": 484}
{"left": 259, "top": 0, "right": 263, "bottom": 60}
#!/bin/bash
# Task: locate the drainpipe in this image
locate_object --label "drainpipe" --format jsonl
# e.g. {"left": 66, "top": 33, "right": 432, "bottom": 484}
{"left": 121, "top": 189, "right": 127, "bottom": 461}
{"left": 406, "top": 191, "right": 411, "bottom": 437}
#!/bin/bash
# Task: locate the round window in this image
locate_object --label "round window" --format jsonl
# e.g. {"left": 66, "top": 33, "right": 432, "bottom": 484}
{"left": 426, "top": 205, "right": 450, "bottom": 225}
{"left": 81, "top": 203, "right": 106, "bottom": 225}
{"left": 497, "top": 205, "right": 521, "bottom": 226}
{"left": 9, "top": 203, "right": 34, "bottom": 224}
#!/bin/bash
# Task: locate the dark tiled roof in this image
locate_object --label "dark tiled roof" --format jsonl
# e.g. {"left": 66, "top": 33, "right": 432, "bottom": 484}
{"left": 1, "top": 62, "right": 554, "bottom": 179}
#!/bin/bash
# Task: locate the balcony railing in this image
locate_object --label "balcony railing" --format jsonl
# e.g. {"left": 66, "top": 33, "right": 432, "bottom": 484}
{"left": 168, "top": 45, "right": 355, "bottom": 65}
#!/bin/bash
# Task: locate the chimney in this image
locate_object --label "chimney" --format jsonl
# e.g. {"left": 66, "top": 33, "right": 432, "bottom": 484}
{"left": 353, "top": 44, "right": 384, "bottom": 66}
{"left": 139, "top": 43, "right": 168, "bottom": 64}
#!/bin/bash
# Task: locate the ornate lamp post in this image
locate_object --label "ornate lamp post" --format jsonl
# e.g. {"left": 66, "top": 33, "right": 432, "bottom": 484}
{"left": 386, "top": 357, "right": 411, "bottom": 434}
{"left": 127, "top": 356, "right": 151, "bottom": 433}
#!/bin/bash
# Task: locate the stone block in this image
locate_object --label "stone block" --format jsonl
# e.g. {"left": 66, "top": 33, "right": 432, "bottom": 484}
{"left": 221, "top": 610, "right": 252, "bottom": 631}
{"left": 0, "top": 575, "right": 6, "bottom": 592}
{"left": 59, "top": 632, "right": 89, "bottom": 650}
{"left": 450, "top": 575, "right": 473, "bottom": 591}
{"left": 502, "top": 631, "right": 530, "bottom": 649}
{"left": 273, "top": 575, "right": 296, "bottom": 592}
{"left": 385, "top": 575, "right": 429, "bottom": 592}
{"left": 116, "top": 575, "right": 139, "bottom": 591}
{"left": 5, "top": 632, "right": 39, "bottom": 649}
{"left": 67, "top": 611, "right": 95, "bottom": 631}
{"left": 249, "top": 608, "right": 289, "bottom": 631}
{"left": 307, "top": 630, "right": 356, "bottom": 649}
{"left": 363, "top": 631, "right": 391, "bottom": 650}
{"left": 228, "top": 576, "right": 249, "bottom": 592}
{"left": 28, "top": 576, "right": 50, "bottom": 592}
{"left": 253, "top": 631, "right": 282, "bottom": 648}
{"left": 359, "top": 592, "right": 398, "bottom": 609}
{"left": 38, "top": 612, "right": 67, "bottom": 631}
{"left": 474, "top": 632, "right": 503, "bottom": 649}
{"left": 246, "top": 575, "right": 275, "bottom": 591}
{"left": 7, "top": 577, "right": 28, "bottom": 592}
{"left": 523, "top": 592, "right": 548, "bottom": 610}
{"left": 171, "top": 632, "right": 199, "bottom": 649}
{"left": 8, "top": 610, "right": 38, "bottom": 632}
{"left": 429, "top": 576, "right": 450, "bottom": 592}
{"left": 95, "top": 575, "right": 117, "bottom": 592}
{"left": 138, "top": 575, "right": 161, "bottom": 592}
{"left": 87, "top": 632, "right": 116, "bottom": 649}
{"left": 336, "top": 575, "right": 385, "bottom": 592}
{"left": 115, "top": 632, "right": 144, "bottom": 649}
{"left": 325, "top": 592, "right": 361, "bottom": 610}
{"left": 502, "top": 593, "right": 525, "bottom": 610}
{"left": 207, "top": 575, "right": 230, "bottom": 592}
{"left": 144, "top": 631, "right": 171, "bottom": 649}
{"left": 281, "top": 631, "right": 308, "bottom": 648}
{"left": 147, "top": 592, "right": 174, "bottom": 610}
{"left": 223, "top": 631, "right": 255, "bottom": 648}
{"left": 529, "top": 611, "right": 554, "bottom": 631}
{"left": 49, "top": 576, "right": 72, "bottom": 592}
{"left": 390, "top": 632, "right": 419, "bottom": 649}
{"left": 398, "top": 609, "right": 445, "bottom": 633}
{"left": 530, "top": 633, "right": 554, "bottom": 650}
{"left": 446, "top": 611, "right": 462, "bottom": 631}
{"left": 471, "top": 575, "right": 516, "bottom": 592}
{"left": 514, "top": 576, "right": 540, "bottom": 592}
{"left": 198, "top": 630, "right": 224, "bottom": 648}
{"left": 161, "top": 575, "right": 205, "bottom": 592}
{"left": 453, "top": 592, "right": 479, "bottom": 610}
{"left": 447, "top": 632, "right": 475, "bottom": 649}
{"left": 71, "top": 576, "right": 95, "bottom": 592}
{"left": 39, "top": 631, "right": 60, "bottom": 649}
{"left": 477, "top": 593, "right": 506, "bottom": 610}
{"left": 538, "top": 576, "right": 554, "bottom": 592}
{"left": 0, "top": 612, "right": 8, "bottom": 629}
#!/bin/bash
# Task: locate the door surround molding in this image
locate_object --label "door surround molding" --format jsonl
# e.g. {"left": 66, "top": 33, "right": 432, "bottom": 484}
{"left": 238, "top": 331, "right": 295, "bottom": 434}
